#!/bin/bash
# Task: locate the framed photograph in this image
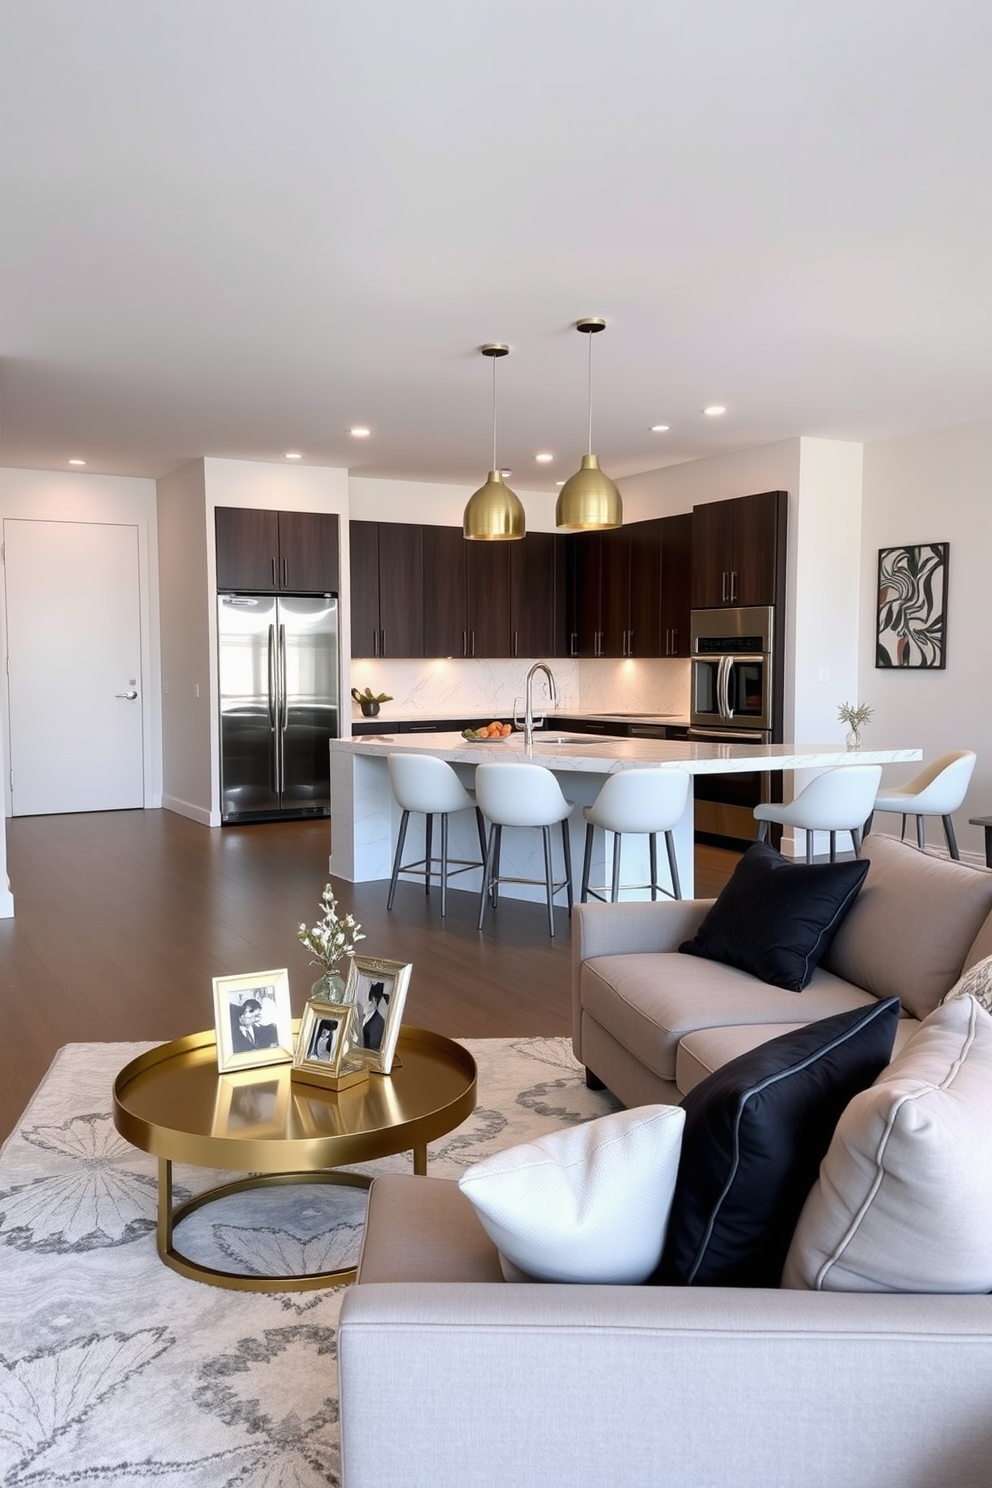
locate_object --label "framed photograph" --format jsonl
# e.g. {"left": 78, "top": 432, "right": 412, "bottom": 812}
{"left": 346, "top": 955, "right": 412, "bottom": 1074}
{"left": 876, "top": 543, "right": 949, "bottom": 669}
{"left": 212, "top": 969, "right": 294, "bottom": 1075}
{"left": 293, "top": 996, "right": 367, "bottom": 1089}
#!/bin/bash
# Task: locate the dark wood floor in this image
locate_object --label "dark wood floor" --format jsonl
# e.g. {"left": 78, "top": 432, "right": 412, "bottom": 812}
{"left": 0, "top": 810, "right": 740, "bottom": 1141}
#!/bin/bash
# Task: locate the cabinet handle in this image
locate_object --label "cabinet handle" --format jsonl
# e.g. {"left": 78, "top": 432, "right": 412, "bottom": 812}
{"left": 380, "top": 628, "right": 387, "bottom": 657}
{"left": 570, "top": 632, "right": 578, "bottom": 657}
{"left": 271, "top": 556, "right": 277, "bottom": 588}
{"left": 628, "top": 629, "right": 634, "bottom": 656}
{"left": 462, "top": 630, "right": 468, "bottom": 657}
{"left": 596, "top": 630, "right": 604, "bottom": 657}
{"left": 470, "top": 630, "right": 476, "bottom": 657}
{"left": 373, "top": 629, "right": 379, "bottom": 657}
{"left": 282, "top": 557, "right": 289, "bottom": 588}
{"left": 512, "top": 630, "right": 518, "bottom": 658}
{"left": 730, "top": 570, "right": 738, "bottom": 603}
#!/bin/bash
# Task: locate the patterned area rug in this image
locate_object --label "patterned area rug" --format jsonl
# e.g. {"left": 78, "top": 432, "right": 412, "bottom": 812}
{"left": 0, "top": 1037, "right": 619, "bottom": 1486}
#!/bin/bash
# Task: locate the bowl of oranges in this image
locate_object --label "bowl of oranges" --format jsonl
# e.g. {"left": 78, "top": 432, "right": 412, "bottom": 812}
{"left": 461, "top": 722, "right": 514, "bottom": 742}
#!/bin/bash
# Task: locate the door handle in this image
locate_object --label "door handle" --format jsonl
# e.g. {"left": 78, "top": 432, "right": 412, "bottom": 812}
{"left": 115, "top": 688, "right": 139, "bottom": 700}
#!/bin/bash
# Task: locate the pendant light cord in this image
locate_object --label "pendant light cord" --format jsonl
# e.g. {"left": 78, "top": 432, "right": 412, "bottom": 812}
{"left": 586, "top": 328, "right": 594, "bottom": 456}
{"left": 492, "top": 352, "right": 498, "bottom": 471}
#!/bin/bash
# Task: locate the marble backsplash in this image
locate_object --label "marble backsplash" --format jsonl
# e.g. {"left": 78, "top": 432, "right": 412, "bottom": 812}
{"left": 347, "top": 655, "right": 690, "bottom": 725}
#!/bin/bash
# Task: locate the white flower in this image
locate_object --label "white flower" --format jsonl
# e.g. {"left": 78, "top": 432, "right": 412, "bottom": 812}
{"left": 297, "top": 885, "right": 365, "bottom": 971}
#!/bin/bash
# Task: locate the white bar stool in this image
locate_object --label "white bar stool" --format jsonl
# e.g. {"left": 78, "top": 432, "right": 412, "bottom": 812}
{"left": 387, "top": 754, "right": 487, "bottom": 916}
{"left": 869, "top": 750, "right": 976, "bottom": 859}
{"left": 580, "top": 767, "right": 690, "bottom": 903}
{"left": 474, "top": 762, "right": 574, "bottom": 938}
{"left": 753, "top": 764, "right": 882, "bottom": 863}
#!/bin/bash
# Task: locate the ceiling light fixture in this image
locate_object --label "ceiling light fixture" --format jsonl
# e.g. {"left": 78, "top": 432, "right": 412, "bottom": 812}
{"left": 350, "top": 426, "right": 371, "bottom": 438}
{"left": 463, "top": 344, "right": 525, "bottom": 541}
{"left": 555, "top": 318, "right": 622, "bottom": 531}
{"left": 535, "top": 452, "right": 553, "bottom": 464}
{"left": 650, "top": 424, "right": 670, "bottom": 433}
{"left": 68, "top": 458, "right": 86, "bottom": 466}
{"left": 703, "top": 405, "right": 726, "bottom": 417}
{"left": 285, "top": 451, "right": 302, "bottom": 460}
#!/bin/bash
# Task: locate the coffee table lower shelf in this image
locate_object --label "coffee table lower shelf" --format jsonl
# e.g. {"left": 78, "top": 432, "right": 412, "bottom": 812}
{"left": 159, "top": 1163, "right": 375, "bottom": 1291}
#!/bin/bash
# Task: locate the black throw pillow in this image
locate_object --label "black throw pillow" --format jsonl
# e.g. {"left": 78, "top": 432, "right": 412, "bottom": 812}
{"left": 654, "top": 997, "right": 901, "bottom": 1288}
{"left": 679, "top": 840, "right": 869, "bottom": 991}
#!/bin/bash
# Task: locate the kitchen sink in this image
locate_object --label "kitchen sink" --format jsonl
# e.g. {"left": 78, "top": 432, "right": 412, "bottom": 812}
{"left": 532, "top": 735, "right": 612, "bottom": 745}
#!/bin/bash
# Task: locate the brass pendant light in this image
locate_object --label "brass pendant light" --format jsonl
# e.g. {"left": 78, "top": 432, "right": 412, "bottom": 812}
{"left": 463, "top": 343, "right": 525, "bottom": 541}
{"left": 555, "top": 317, "right": 623, "bottom": 531}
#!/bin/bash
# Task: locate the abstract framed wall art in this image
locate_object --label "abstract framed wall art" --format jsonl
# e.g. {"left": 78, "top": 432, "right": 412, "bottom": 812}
{"left": 876, "top": 543, "right": 949, "bottom": 669}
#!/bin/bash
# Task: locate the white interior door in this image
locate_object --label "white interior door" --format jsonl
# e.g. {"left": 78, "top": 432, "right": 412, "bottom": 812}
{"left": 4, "top": 519, "right": 145, "bottom": 815}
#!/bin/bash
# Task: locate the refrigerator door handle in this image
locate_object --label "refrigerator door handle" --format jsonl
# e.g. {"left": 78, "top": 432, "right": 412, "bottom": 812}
{"left": 267, "top": 624, "right": 277, "bottom": 730}
{"left": 277, "top": 622, "right": 288, "bottom": 793}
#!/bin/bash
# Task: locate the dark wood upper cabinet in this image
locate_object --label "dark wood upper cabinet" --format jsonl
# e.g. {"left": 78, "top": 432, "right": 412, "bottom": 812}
{"left": 422, "top": 525, "right": 468, "bottom": 657}
{"left": 278, "top": 511, "right": 339, "bottom": 593}
{"left": 466, "top": 541, "right": 511, "bottom": 658}
{"left": 509, "top": 532, "right": 566, "bottom": 658}
{"left": 690, "top": 490, "right": 787, "bottom": 609}
{"left": 215, "top": 507, "right": 339, "bottom": 594}
{"left": 351, "top": 520, "right": 424, "bottom": 658}
{"left": 659, "top": 512, "right": 693, "bottom": 657}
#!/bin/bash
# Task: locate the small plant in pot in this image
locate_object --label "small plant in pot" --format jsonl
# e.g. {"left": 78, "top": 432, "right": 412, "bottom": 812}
{"left": 351, "top": 686, "right": 393, "bottom": 718}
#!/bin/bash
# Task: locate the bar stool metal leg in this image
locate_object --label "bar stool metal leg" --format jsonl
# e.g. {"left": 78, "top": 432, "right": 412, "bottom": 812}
{"left": 581, "top": 823, "right": 595, "bottom": 904}
{"left": 440, "top": 813, "right": 449, "bottom": 917}
{"left": 943, "top": 814, "right": 960, "bottom": 859}
{"left": 916, "top": 815, "right": 925, "bottom": 851}
{"left": 649, "top": 834, "right": 658, "bottom": 901}
{"left": 542, "top": 825, "right": 555, "bottom": 937}
{"left": 478, "top": 823, "right": 498, "bottom": 931}
{"left": 561, "top": 817, "right": 573, "bottom": 913}
{"left": 664, "top": 829, "right": 681, "bottom": 901}
{"left": 610, "top": 831, "right": 622, "bottom": 903}
{"left": 387, "top": 810, "right": 411, "bottom": 910}
{"left": 424, "top": 814, "right": 433, "bottom": 895}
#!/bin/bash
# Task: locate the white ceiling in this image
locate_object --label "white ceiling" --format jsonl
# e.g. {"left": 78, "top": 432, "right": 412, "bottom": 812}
{"left": 2, "top": 0, "right": 991, "bottom": 497}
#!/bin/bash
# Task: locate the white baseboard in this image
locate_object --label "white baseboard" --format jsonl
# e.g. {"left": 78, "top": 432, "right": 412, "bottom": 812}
{"left": 162, "top": 795, "right": 216, "bottom": 827}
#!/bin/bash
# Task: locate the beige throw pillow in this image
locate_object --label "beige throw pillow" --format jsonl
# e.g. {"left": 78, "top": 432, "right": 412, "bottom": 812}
{"left": 821, "top": 835, "right": 992, "bottom": 1019}
{"left": 783, "top": 996, "right": 992, "bottom": 1292}
{"left": 942, "top": 953, "right": 992, "bottom": 1017}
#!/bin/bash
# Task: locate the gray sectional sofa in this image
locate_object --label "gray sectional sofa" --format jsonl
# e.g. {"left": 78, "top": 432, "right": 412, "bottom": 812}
{"left": 337, "top": 836, "right": 992, "bottom": 1488}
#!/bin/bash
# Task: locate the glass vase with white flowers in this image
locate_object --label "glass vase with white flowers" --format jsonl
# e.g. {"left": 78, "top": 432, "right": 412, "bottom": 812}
{"left": 297, "top": 884, "right": 365, "bottom": 1002}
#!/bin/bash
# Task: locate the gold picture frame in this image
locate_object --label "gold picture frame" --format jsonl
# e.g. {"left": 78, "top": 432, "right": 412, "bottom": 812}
{"left": 212, "top": 968, "right": 294, "bottom": 1075}
{"left": 293, "top": 996, "right": 368, "bottom": 1091}
{"left": 346, "top": 955, "right": 412, "bottom": 1074}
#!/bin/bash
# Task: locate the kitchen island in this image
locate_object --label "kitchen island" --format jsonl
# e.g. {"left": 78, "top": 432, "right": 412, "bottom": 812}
{"left": 328, "top": 733, "right": 922, "bottom": 902}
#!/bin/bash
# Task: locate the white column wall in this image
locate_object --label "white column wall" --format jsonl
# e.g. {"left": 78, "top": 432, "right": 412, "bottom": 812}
{"left": 157, "top": 461, "right": 212, "bottom": 823}
{"left": 860, "top": 418, "right": 992, "bottom": 862}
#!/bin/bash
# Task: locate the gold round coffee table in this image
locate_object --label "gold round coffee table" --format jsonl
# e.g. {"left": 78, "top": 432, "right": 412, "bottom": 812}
{"left": 113, "top": 1024, "right": 476, "bottom": 1292}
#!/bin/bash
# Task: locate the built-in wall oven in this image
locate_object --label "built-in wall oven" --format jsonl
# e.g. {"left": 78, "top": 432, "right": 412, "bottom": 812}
{"left": 689, "top": 605, "right": 780, "bottom": 846}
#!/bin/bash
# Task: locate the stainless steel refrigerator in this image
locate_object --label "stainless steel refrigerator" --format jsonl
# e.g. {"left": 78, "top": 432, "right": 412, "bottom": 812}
{"left": 218, "top": 593, "right": 339, "bottom": 823}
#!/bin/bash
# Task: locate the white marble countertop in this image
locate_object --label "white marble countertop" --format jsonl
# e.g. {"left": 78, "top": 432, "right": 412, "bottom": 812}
{"left": 332, "top": 731, "right": 922, "bottom": 776}
{"left": 350, "top": 710, "right": 688, "bottom": 726}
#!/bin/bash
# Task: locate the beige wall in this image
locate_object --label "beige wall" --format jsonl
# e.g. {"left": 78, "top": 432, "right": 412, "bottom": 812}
{"left": 860, "top": 418, "right": 992, "bottom": 860}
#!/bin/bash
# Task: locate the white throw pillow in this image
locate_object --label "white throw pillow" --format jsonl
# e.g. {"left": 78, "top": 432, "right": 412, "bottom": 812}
{"left": 457, "top": 1105, "right": 685, "bottom": 1284}
{"left": 942, "top": 952, "right": 992, "bottom": 1016}
{"left": 782, "top": 995, "right": 992, "bottom": 1292}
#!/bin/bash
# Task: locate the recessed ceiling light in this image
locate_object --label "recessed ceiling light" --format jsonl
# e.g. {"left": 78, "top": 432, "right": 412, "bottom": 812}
{"left": 650, "top": 424, "right": 670, "bottom": 433}
{"left": 285, "top": 451, "right": 302, "bottom": 460}
{"left": 69, "top": 458, "right": 86, "bottom": 466}
{"left": 703, "top": 405, "right": 727, "bottom": 417}
{"left": 350, "top": 426, "right": 371, "bottom": 438}
{"left": 535, "top": 452, "right": 554, "bottom": 464}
